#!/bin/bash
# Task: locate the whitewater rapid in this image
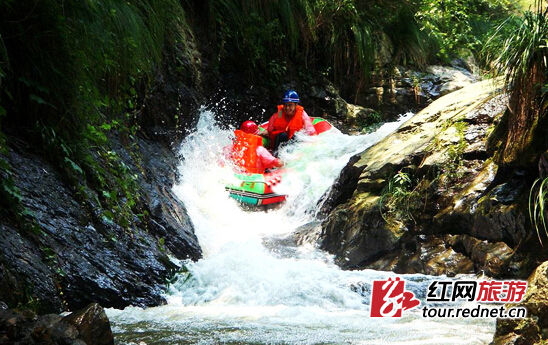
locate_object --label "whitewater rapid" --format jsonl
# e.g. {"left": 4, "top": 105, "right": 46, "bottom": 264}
{"left": 107, "top": 108, "right": 495, "bottom": 345}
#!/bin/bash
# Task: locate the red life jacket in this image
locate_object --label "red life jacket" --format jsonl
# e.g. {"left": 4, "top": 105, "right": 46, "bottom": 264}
{"left": 231, "top": 130, "right": 264, "bottom": 174}
{"left": 269, "top": 105, "right": 304, "bottom": 140}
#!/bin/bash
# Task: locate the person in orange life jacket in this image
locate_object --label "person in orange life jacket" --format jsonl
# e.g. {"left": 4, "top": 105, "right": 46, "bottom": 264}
{"left": 232, "top": 120, "right": 283, "bottom": 173}
{"left": 263, "top": 90, "right": 317, "bottom": 151}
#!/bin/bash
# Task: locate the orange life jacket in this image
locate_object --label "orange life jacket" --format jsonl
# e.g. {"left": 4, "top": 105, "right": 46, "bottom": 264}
{"left": 269, "top": 105, "right": 304, "bottom": 140}
{"left": 231, "top": 130, "right": 264, "bottom": 174}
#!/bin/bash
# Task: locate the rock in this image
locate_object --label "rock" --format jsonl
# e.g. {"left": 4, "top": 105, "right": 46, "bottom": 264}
{"left": 464, "top": 94, "right": 508, "bottom": 125}
{"left": 321, "top": 194, "right": 406, "bottom": 269}
{"left": 451, "top": 58, "right": 473, "bottom": 73}
{"left": 375, "top": 32, "right": 394, "bottom": 67}
{"left": 320, "top": 79, "right": 512, "bottom": 273}
{"left": 491, "top": 261, "right": 548, "bottom": 344}
{"left": 0, "top": 304, "right": 113, "bottom": 345}
{"left": 0, "top": 134, "right": 201, "bottom": 313}
{"left": 467, "top": 178, "right": 528, "bottom": 245}
{"left": 62, "top": 303, "right": 113, "bottom": 345}
{"left": 439, "top": 80, "right": 474, "bottom": 96}
{"left": 408, "top": 239, "right": 474, "bottom": 276}
{"left": 141, "top": 37, "right": 202, "bottom": 143}
{"left": 367, "top": 235, "right": 474, "bottom": 276}
{"left": 432, "top": 150, "right": 528, "bottom": 247}
{"left": 0, "top": 308, "right": 37, "bottom": 343}
{"left": 308, "top": 83, "right": 349, "bottom": 120}
{"left": 346, "top": 104, "right": 379, "bottom": 127}
{"left": 366, "top": 232, "right": 518, "bottom": 277}
{"left": 352, "top": 64, "right": 480, "bottom": 118}
{"left": 317, "top": 154, "right": 362, "bottom": 217}
{"left": 491, "top": 318, "right": 541, "bottom": 345}
{"left": 293, "top": 221, "right": 322, "bottom": 246}
{"left": 425, "top": 65, "right": 477, "bottom": 97}
{"left": 426, "top": 65, "right": 475, "bottom": 82}
{"left": 262, "top": 223, "right": 325, "bottom": 259}
{"left": 0, "top": 224, "right": 64, "bottom": 312}
{"left": 446, "top": 235, "right": 514, "bottom": 277}
{"left": 519, "top": 262, "right": 548, "bottom": 328}
{"left": 112, "top": 137, "right": 202, "bottom": 261}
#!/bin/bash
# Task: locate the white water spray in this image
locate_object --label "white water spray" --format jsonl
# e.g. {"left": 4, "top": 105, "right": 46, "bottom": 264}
{"left": 107, "top": 108, "right": 495, "bottom": 345}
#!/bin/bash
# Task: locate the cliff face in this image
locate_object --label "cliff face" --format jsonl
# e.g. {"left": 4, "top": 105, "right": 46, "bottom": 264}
{"left": 0, "top": 135, "right": 201, "bottom": 313}
{"left": 319, "top": 79, "right": 540, "bottom": 278}
{"left": 0, "top": 9, "right": 205, "bottom": 313}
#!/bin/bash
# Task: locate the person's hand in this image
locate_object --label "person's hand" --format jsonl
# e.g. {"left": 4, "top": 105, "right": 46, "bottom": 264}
{"left": 259, "top": 129, "right": 269, "bottom": 137}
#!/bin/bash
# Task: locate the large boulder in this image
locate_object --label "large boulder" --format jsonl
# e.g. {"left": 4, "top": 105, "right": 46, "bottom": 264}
{"left": 0, "top": 303, "right": 113, "bottom": 345}
{"left": 320, "top": 79, "right": 529, "bottom": 277}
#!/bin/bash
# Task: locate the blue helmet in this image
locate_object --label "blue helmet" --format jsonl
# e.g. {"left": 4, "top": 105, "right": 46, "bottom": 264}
{"left": 282, "top": 90, "right": 300, "bottom": 103}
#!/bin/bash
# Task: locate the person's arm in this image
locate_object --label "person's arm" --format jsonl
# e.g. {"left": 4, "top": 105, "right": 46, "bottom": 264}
{"left": 257, "top": 146, "right": 282, "bottom": 170}
{"left": 302, "top": 110, "right": 317, "bottom": 135}
{"left": 257, "top": 126, "right": 269, "bottom": 137}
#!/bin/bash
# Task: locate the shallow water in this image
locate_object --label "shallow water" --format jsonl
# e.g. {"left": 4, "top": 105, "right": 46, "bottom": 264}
{"left": 107, "top": 109, "right": 495, "bottom": 345}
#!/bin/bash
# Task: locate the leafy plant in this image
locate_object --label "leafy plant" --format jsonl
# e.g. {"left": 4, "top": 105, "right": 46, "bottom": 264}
{"left": 529, "top": 177, "right": 548, "bottom": 245}
{"left": 483, "top": 0, "right": 547, "bottom": 164}
{"left": 379, "top": 171, "right": 421, "bottom": 224}
{"left": 485, "top": 0, "right": 547, "bottom": 87}
{"left": 417, "top": 0, "right": 513, "bottom": 61}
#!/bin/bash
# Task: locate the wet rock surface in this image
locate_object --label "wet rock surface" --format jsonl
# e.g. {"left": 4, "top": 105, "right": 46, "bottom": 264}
{"left": 141, "top": 37, "right": 203, "bottom": 144}
{"left": 0, "top": 135, "right": 201, "bottom": 313}
{"left": 319, "top": 80, "right": 532, "bottom": 277}
{"left": 292, "top": 221, "right": 323, "bottom": 246}
{"left": 491, "top": 261, "right": 548, "bottom": 345}
{"left": 0, "top": 303, "right": 113, "bottom": 345}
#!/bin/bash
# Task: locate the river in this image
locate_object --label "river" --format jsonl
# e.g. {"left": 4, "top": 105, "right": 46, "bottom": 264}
{"left": 106, "top": 108, "right": 495, "bottom": 344}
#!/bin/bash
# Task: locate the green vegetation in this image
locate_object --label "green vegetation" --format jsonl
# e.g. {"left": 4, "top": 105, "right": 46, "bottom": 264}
{"left": 380, "top": 118, "right": 471, "bottom": 226}
{"left": 529, "top": 177, "right": 548, "bottom": 245}
{"left": 379, "top": 171, "right": 421, "bottom": 225}
{"left": 194, "top": 0, "right": 514, "bottom": 88}
{"left": 417, "top": 0, "right": 513, "bottom": 60}
{"left": 0, "top": 0, "right": 192, "bottom": 127}
{"left": 485, "top": 0, "right": 547, "bottom": 89}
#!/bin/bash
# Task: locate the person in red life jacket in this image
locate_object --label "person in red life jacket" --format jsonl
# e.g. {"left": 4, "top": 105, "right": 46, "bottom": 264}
{"left": 232, "top": 120, "right": 283, "bottom": 173}
{"left": 263, "top": 90, "right": 317, "bottom": 151}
